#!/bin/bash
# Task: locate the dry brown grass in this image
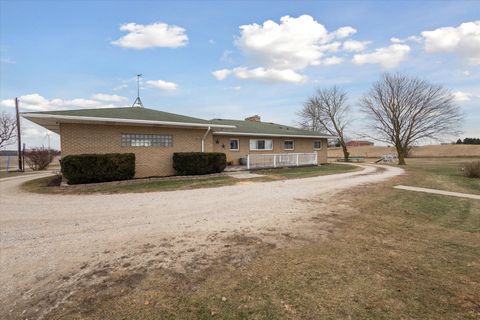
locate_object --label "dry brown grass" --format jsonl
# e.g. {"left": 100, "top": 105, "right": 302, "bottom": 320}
{"left": 328, "top": 144, "right": 480, "bottom": 159}
{"left": 43, "top": 159, "right": 480, "bottom": 319}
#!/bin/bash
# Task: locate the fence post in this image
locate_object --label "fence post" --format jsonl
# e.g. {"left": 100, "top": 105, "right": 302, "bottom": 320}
{"left": 314, "top": 152, "right": 318, "bottom": 165}
{"left": 296, "top": 154, "right": 299, "bottom": 166}
{"left": 273, "top": 154, "right": 276, "bottom": 168}
{"left": 247, "top": 154, "right": 250, "bottom": 170}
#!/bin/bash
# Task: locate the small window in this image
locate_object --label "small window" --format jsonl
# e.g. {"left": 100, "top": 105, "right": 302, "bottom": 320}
{"left": 284, "top": 140, "right": 294, "bottom": 150}
{"left": 121, "top": 133, "right": 173, "bottom": 147}
{"left": 230, "top": 139, "right": 239, "bottom": 151}
{"left": 249, "top": 139, "right": 273, "bottom": 150}
{"left": 313, "top": 140, "right": 322, "bottom": 150}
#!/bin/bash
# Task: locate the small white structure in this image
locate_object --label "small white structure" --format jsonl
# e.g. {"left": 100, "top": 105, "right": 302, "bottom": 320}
{"left": 380, "top": 154, "right": 398, "bottom": 163}
{"left": 247, "top": 152, "right": 318, "bottom": 169}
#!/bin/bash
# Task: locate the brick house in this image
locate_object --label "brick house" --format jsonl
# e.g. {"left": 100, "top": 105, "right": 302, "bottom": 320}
{"left": 22, "top": 107, "right": 334, "bottom": 177}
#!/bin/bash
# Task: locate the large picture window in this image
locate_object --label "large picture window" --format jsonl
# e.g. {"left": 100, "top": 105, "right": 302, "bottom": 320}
{"left": 121, "top": 133, "right": 173, "bottom": 147}
{"left": 249, "top": 139, "right": 273, "bottom": 150}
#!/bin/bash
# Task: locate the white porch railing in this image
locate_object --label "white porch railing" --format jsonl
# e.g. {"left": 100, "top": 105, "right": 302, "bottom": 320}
{"left": 247, "top": 152, "right": 318, "bottom": 169}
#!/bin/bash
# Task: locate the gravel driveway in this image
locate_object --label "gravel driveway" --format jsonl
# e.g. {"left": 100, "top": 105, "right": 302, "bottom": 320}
{"left": 0, "top": 164, "right": 403, "bottom": 318}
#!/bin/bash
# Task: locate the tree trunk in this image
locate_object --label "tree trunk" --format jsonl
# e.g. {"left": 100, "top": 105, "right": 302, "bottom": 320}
{"left": 341, "top": 145, "right": 350, "bottom": 162}
{"left": 397, "top": 149, "right": 407, "bottom": 165}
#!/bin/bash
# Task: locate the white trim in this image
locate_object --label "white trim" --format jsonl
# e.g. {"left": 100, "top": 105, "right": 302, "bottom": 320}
{"left": 283, "top": 140, "right": 295, "bottom": 151}
{"left": 213, "top": 131, "right": 335, "bottom": 139}
{"left": 22, "top": 113, "right": 236, "bottom": 129}
{"left": 249, "top": 138, "right": 273, "bottom": 151}
{"left": 229, "top": 138, "right": 240, "bottom": 151}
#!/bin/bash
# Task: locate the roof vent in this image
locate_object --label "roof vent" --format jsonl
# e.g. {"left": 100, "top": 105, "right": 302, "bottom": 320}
{"left": 245, "top": 115, "right": 261, "bottom": 122}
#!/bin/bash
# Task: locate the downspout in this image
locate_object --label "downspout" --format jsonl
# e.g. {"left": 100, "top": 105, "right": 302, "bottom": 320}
{"left": 201, "top": 126, "right": 211, "bottom": 152}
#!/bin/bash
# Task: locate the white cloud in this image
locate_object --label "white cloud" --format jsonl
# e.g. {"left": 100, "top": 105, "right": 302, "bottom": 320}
{"left": 335, "top": 26, "right": 357, "bottom": 38}
{"left": 111, "top": 22, "right": 188, "bottom": 49}
{"left": 352, "top": 43, "right": 411, "bottom": 68}
{"left": 453, "top": 91, "right": 472, "bottom": 102}
{"left": 23, "top": 127, "right": 43, "bottom": 138}
{"left": 463, "top": 70, "right": 471, "bottom": 76}
{"left": 235, "top": 15, "right": 356, "bottom": 70}
{"left": 421, "top": 21, "right": 480, "bottom": 65}
{"left": 212, "top": 69, "right": 232, "bottom": 80}
{"left": 146, "top": 79, "right": 178, "bottom": 91}
{"left": 92, "top": 93, "right": 127, "bottom": 102}
{"left": 0, "top": 93, "right": 128, "bottom": 111}
{"left": 343, "top": 40, "right": 370, "bottom": 52}
{"left": 212, "top": 67, "right": 306, "bottom": 83}
{"left": 212, "top": 15, "right": 369, "bottom": 83}
{"left": 322, "top": 56, "right": 344, "bottom": 65}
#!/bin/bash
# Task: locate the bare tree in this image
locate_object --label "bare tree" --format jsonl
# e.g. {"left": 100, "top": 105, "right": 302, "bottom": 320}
{"left": 0, "top": 111, "right": 17, "bottom": 149}
{"left": 361, "top": 73, "right": 462, "bottom": 165}
{"left": 299, "top": 86, "right": 351, "bottom": 161}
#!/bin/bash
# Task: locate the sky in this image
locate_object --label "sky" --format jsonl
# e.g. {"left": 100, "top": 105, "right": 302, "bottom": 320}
{"left": 0, "top": 0, "right": 479, "bottom": 150}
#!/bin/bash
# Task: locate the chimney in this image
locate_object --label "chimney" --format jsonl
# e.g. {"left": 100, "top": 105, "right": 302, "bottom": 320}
{"left": 245, "top": 115, "right": 261, "bottom": 122}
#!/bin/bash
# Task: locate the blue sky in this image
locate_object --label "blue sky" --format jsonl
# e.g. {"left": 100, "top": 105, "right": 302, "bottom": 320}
{"left": 0, "top": 0, "right": 479, "bottom": 149}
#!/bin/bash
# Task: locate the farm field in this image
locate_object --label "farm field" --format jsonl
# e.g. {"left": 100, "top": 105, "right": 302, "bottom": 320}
{"left": 328, "top": 144, "right": 480, "bottom": 159}
{"left": 52, "top": 158, "right": 477, "bottom": 319}
{"left": 2, "top": 158, "right": 478, "bottom": 319}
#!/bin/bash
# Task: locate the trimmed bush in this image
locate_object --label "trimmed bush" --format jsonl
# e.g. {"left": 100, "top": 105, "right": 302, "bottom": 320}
{"left": 463, "top": 161, "right": 480, "bottom": 179}
{"left": 61, "top": 153, "right": 135, "bottom": 184}
{"left": 173, "top": 152, "right": 227, "bottom": 175}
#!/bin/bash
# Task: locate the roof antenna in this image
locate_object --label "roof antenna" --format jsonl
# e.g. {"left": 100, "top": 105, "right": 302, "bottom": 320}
{"left": 132, "top": 74, "right": 144, "bottom": 108}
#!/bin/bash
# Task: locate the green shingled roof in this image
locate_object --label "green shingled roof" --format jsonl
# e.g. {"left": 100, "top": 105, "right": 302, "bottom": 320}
{"left": 25, "top": 107, "right": 212, "bottom": 124}
{"left": 210, "top": 118, "right": 333, "bottom": 137}
{"left": 23, "top": 107, "right": 334, "bottom": 138}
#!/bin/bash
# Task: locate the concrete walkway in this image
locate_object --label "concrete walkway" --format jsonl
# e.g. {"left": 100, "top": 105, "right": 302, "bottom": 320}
{"left": 394, "top": 185, "right": 480, "bottom": 200}
{"left": 226, "top": 171, "right": 265, "bottom": 179}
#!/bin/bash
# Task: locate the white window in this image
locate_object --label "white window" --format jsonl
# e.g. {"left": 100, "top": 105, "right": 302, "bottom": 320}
{"left": 314, "top": 140, "right": 322, "bottom": 150}
{"left": 230, "top": 139, "right": 239, "bottom": 151}
{"left": 121, "top": 133, "right": 173, "bottom": 147}
{"left": 249, "top": 139, "right": 273, "bottom": 151}
{"left": 284, "top": 140, "right": 294, "bottom": 150}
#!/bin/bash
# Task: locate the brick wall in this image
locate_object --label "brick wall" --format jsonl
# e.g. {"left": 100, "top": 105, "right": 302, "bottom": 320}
{"left": 60, "top": 123, "right": 213, "bottom": 177}
{"left": 212, "top": 136, "right": 328, "bottom": 164}
{"left": 59, "top": 123, "right": 329, "bottom": 178}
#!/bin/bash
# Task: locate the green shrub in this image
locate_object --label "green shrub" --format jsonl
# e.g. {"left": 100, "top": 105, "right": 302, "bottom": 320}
{"left": 463, "top": 161, "right": 480, "bottom": 179}
{"left": 61, "top": 153, "right": 135, "bottom": 184}
{"left": 173, "top": 152, "right": 227, "bottom": 175}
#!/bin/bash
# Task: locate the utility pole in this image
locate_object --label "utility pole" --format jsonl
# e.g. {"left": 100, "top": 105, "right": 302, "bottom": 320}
{"left": 15, "top": 97, "right": 23, "bottom": 171}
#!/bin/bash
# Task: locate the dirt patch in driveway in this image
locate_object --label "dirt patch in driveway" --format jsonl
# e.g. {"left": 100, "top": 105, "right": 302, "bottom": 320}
{"left": 0, "top": 164, "right": 402, "bottom": 319}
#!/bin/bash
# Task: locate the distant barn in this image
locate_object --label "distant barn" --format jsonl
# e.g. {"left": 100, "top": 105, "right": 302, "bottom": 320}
{"left": 346, "top": 140, "right": 374, "bottom": 147}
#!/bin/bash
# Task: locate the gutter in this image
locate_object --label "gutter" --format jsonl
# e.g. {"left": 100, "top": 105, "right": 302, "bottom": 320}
{"left": 21, "top": 113, "right": 236, "bottom": 129}
{"left": 212, "top": 131, "right": 337, "bottom": 139}
{"left": 201, "top": 126, "right": 211, "bottom": 152}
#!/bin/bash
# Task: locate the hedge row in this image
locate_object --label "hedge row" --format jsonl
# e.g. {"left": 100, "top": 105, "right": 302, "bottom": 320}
{"left": 61, "top": 153, "right": 135, "bottom": 184}
{"left": 173, "top": 152, "right": 226, "bottom": 175}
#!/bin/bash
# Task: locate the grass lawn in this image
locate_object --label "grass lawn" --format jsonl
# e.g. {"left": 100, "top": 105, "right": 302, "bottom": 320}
{"left": 0, "top": 170, "right": 28, "bottom": 179}
{"left": 21, "top": 163, "right": 358, "bottom": 194}
{"left": 48, "top": 158, "right": 480, "bottom": 319}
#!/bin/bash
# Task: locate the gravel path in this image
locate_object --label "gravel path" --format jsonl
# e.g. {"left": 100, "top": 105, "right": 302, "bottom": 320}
{"left": 0, "top": 164, "right": 403, "bottom": 318}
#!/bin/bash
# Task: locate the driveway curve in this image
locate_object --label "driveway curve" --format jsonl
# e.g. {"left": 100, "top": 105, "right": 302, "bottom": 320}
{"left": 0, "top": 164, "right": 403, "bottom": 318}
